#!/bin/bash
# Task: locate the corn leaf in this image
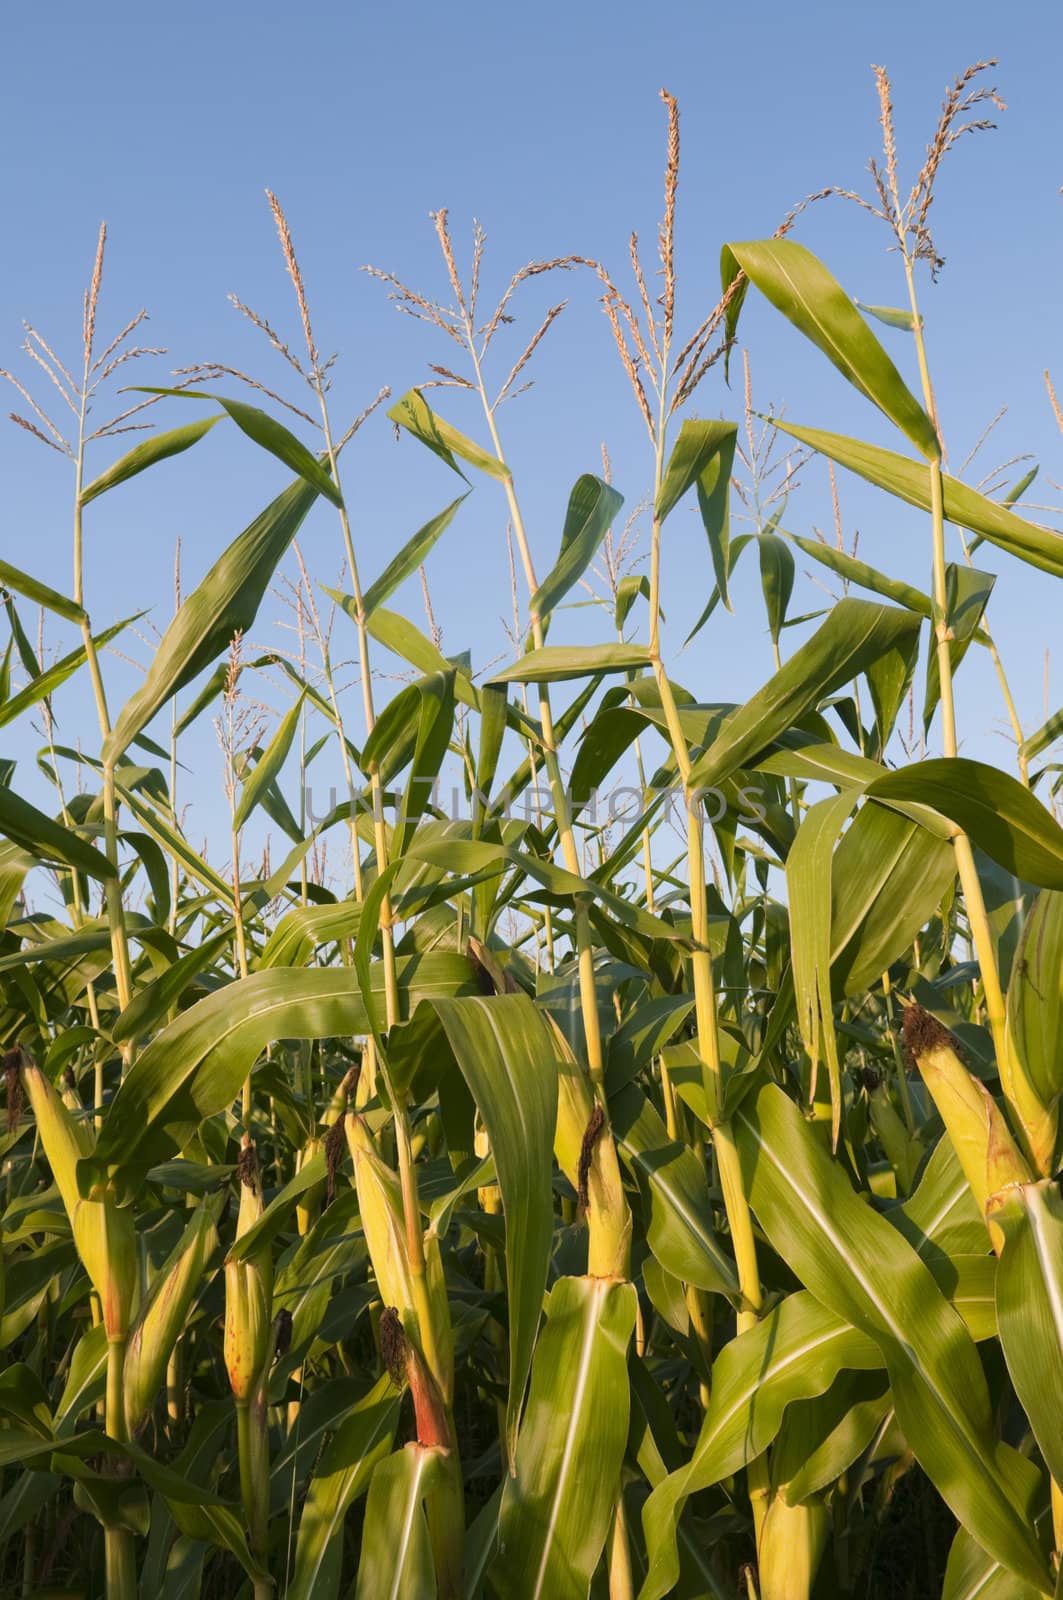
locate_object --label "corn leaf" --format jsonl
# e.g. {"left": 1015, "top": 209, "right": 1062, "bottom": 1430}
{"left": 427, "top": 993, "right": 559, "bottom": 1464}
{"left": 353, "top": 1444, "right": 445, "bottom": 1599}
{"left": 530, "top": 474, "right": 623, "bottom": 623}
{"left": 639, "top": 1291, "right": 883, "bottom": 1600}
{"left": 288, "top": 1374, "right": 401, "bottom": 1600}
{"left": 722, "top": 240, "right": 938, "bottom": 456}
{"left": 735, "top": 1083, "right": 1050, "bottom": 1593}
{"left": 0, "top": 613, "right": 141, "bottom": 730}
{"left": 491, "top": 1276, "right": 637, "bottom": 1600}
{"left": 688, "top": 598, "right": 922, "bottom": 791}
{"left": 83, "top": 955, "right": 478, "bottom": 1196}
{"left": 232, "top": 690, "right": 305, "bottom": 833}
{"left": 362, "top": 494, "right": 469, "bottom": 617}
{"left": 388, "top": 388, "right": 509, "bottom": 481}
{"left": 992, "top": 1180, "right": 1063, "bottom": 1487}
{"left": 105, "top": 473, "right": 320, "bottom": 761}
{"left": 79, "top": 416, "right": 221, "bottom": 506}
{"left": 130, "top": 388, "right": 341, "bottom": 505}
{"left": 775, "top": 420, "right": 1063, "bottom": 579}
{"left": 0, "top": 559, "right": 86, "bottom": 623}
{"left": 489, "top": 644, "right": 651, "bottom": 684}
{"left": 0, "top": 788, "right": 115, "bottom": 883}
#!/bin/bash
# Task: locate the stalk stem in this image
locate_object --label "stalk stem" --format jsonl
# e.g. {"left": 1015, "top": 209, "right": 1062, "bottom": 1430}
{"left": 104, "top": 1338, "right": 136, "bottom": 1600}
{"left": 471, "top": 352, "right": 610, "bottom": 1095}
{"left": 902, "top": 255, "right": 1038, "bottom": 1160}
{"left": 236, "top": 1396, "right": 271, "bottom": 1600}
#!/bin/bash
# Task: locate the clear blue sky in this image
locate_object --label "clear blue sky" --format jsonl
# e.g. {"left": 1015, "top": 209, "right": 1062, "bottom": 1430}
{"left": 3, "top": 0, "right": 1062, "bottom": 871}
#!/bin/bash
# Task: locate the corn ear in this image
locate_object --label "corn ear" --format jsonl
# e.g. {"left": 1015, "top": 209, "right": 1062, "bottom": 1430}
{"left": 757, "top": 1494, "right": 829, "bottom": 1600}
{"left": 224, "top": 1258, "right": 272, "bottom": 1404}
{"left": 224, "top": 1140, "right": 273, "bottom": 1402}
{"left": 902, "top": 1003, "right": 1031, "bottom": 1252}
{"left": 346, "top": 1113, "right": 416, "bottom": 1320}
{"left": 124, "top": 1205, "right": 219, "bottom": 1432}
{"left": 549, "top": 1020, "right": 631, "bottom": 1278}
{"left": 21, "top": 1059, "right": 93, "bottom": 1215}
{"left": 296, "top": 1136, "right": 323, "bottom": 1235}
{"left": 22, "top": 1060, "right": 136, "bottom": 1338}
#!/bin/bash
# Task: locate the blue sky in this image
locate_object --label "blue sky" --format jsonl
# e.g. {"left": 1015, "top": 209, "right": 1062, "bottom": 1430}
{"left": 2, "top": 0, "right": 1062, "bottom": 873}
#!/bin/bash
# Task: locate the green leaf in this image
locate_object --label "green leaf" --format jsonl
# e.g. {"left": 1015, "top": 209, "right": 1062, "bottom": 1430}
{"left": 353, "top": 1444, "right": 445, "bottom": 1600}
{"left": 649, "top": 419, "right": 740, "bottom": 611}
{"left": 0, "top": 923, "right": 112, "bottom": 975}
{"left": 79, "top": 416, "right": 221, "bottom": 506}
{"left": 530, "top": 474, "right": 623, "bottom": 623}
{"left": 112, "top": 929, "right": 231, "bottom": 1044}
{"left": 829, "top": 801, "right": 957, "bottom": 998}
{"left": 779, "top": 1375, "right": 892, "bottom": 1503}
{"left": 1020, "top": 706, "right": 1063, "bottom": 765}
{"left": 258, "top": 900, "right": 362, "bottom": 970}
{"left": 0, "top": 559, "right": 86, "bottom": 623}
{"left": 489, "top": 644, "right": 651, "bottom": 685}
{"left": 0, "top": 788, "right": 115, "bottom": 883}
{"left": 388, "top": 388, "right": 509, "bottom": 481}
{"left": 758, "top": 530, "right": 795, "bottom": 644}
{"left": 362, "top": 495, "right": 469, "bottom": 618}
{"left": 688, "top": 598, "right": 922, "bottom": 791}
{"left": 615, "top": 574, "right": 651, "bottom": 631}
{"left": 232, "top": 691, "right": 305, "bottom": 834}
{"left": 993, "top": 1179, "right": 1063, "bottom": 1487}
{"left": 943, "top": 1518, "right": 1051, "bottom": 1600}
{"left": 787, "top": 532, "right": 932, "bottom": 615}
{"left": 775, "top": 421, "right": 1063, "bottom": 580}
{"left": 610, "top": 1083, "right": 738, "bottom": 1296}
{"left": 362, "top": 672, "right": 456, "bottom": 855}
{"left": 491, "top": 1276, "right": 637, "bottom": 1600}
{"left": 113, "top": 778, "right": 232, "bottom": 900}
{"left": 722, "top": 240, "right": 937, "bottom": 456}
{"left": 639, "top": 1291, "right": 882, "bottom": 1599}
{"left": 735, "top": 1083, "right": 1050, "bottom": 1593}
{"left": 866, "top": 759, "right": 1063, "bottom": 891}
{"left": 866, "top": 616, "right": 921, "bottom": 751}
{"left": 684, "top": 533, "right": 753, "bottom": 641}
{"left": 105, "top": 472, "right": 320, "bottom": 761}
{"left": 924, "top": 565, "right": 995, "bottom": 731}
{"left": 0, "top": 613, "right": 141, "bottom": 730}
{"left": 427, "top": 993, "right": 559, "bottom": 1463}
{"left": 853, "top": 299, "right": 918, "bottom": 332}
{"left": 788, "top": 791, "right": 859, "bottom": 1142}
{"left": 288, "top": 1373, "right": 401, "bottom": 1600}
{"left": 82, "top": 955, "right": 478, "bottom": 1196}
{"left": 131, "top": 389, "right": 342, "bottom": 505}
{"left": 1007, "top": 889, "right": 1063, "bottom": 1113}
{"left": 895, "top": 1135, "right": 986, "bottom": 1260}
{"left": 655, "top": 419, "right": 737, "bottom": 524}
{"left": 365, "top": 606, "right": 481, "bottom": 711}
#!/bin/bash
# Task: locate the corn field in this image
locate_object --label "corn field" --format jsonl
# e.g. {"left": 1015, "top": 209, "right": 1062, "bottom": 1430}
{"left": 2, "top": 61, "right": 1063, "bottom": 1600}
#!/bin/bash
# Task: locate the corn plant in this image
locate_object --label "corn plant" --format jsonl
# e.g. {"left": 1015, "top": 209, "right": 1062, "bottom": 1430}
{"left": 1, "top": 60, "right": 1062, "bottom": 1600}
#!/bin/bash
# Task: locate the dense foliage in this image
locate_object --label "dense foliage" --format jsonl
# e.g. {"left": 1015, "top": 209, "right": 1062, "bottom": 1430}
{"left": 2, "top": 62, "right": 1062, "bottom": 1600}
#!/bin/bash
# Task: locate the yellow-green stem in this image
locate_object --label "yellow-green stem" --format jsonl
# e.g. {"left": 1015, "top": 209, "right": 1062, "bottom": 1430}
{"left": 473, "top": 362, "right": 611, "bottom": 1095}
{"left": 236, "top": 1395, "right": 271, "bottom": 1600}
{"left": 104, "top": 1338, "right": 136, "bottom": 1600}
{"left": 608, "top": 1489, "right": 636, "bottom": 1600}
{"left": 903, "top": 256, "right": 1038, "bottom": 1163}
{"left": 231, "top": 829, "right": 252, "bottom": 1120}
{"left": 318, "top": 408, "right": 401, "bottom": 1027}
{"left": 646, "top": 456, "right": 763, "bottom": 1327}
{"left": 74, "top": 414, "right": 134, "bottom": 1032}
